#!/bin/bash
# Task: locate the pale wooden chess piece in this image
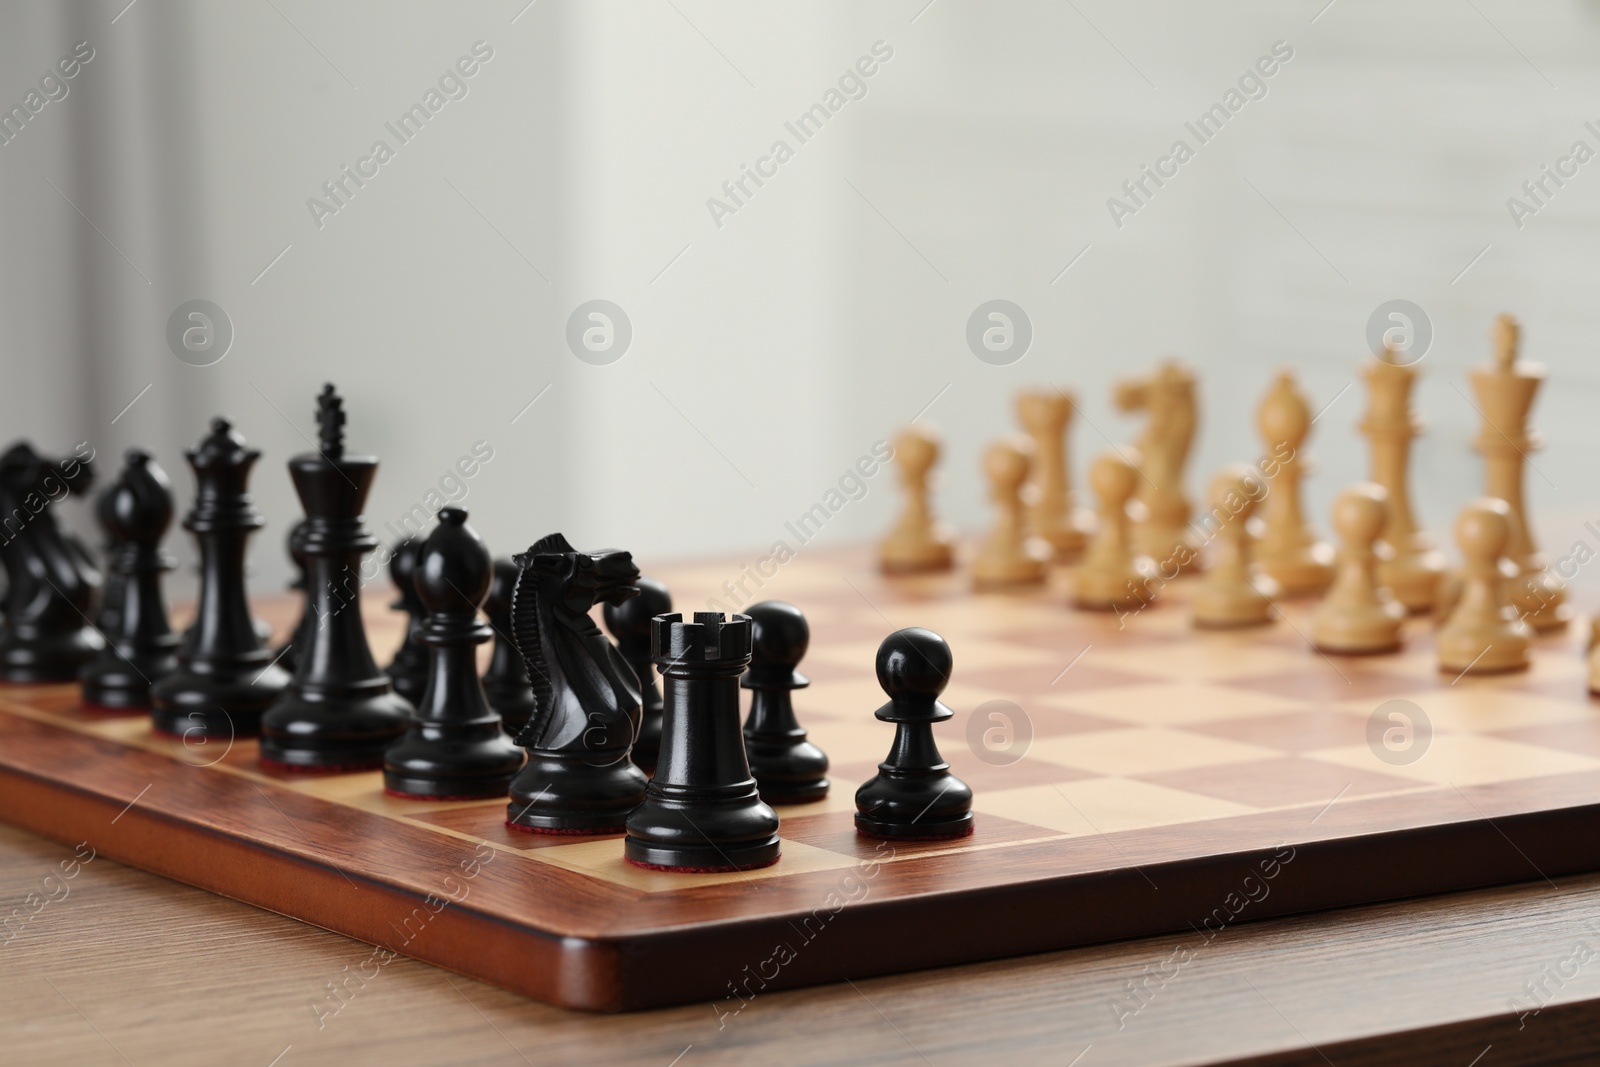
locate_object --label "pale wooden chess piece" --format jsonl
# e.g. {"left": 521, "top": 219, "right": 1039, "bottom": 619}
{"left": 1254, "top": 370, "right": 1335, "bottom": 597}
{"left": 1114, "top": 360, "right": 1199, "bottom": 573}
{"left": 1313, "top": 484, "right": 1405, "bottom": 655}
{"left": 879, "top": 425, "right": 955, "bottom": 575}
{"left": 1361, "top": 343, "right": 1446, "bottom": 613}
{"left": 1073, "top": 449, "right": 1154, "bottom": 611}
{"left": 1588, "top": 617, "right": 1600, "bottom": 694}
{"left": 1016, "top": 388, "right": 1095, "bottom": 562}
{"left": 1192, "top": 466, "right": 1278, "bottom": 629}
{"left": 1472, "top": 313, "right": 1569, "bottom": 634}
{"left": 1437, "top": 498, "right": 1532, "bottom": 675}
{"left": 972, "top": 438, "right": 1049, "bottom": 589}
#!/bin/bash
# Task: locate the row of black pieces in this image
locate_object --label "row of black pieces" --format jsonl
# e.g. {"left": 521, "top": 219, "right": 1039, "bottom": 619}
{"left": 0, "top": 424, "right": 843, "bottom": 812}
{"left": 0, "top": 406, "right": 971, "bottom": 866}
{"left": 612, "top": 613, "right": 974, "bottom": 872}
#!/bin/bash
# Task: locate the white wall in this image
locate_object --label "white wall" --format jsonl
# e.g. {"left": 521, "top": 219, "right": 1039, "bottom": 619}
{"left": 3, "top": 0, "right": 1599, "bottom": 602}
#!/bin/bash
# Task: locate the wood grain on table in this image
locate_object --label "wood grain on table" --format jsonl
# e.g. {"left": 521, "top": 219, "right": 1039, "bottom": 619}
{"left": 5, "top": 821, "right": 1600, "bottom": 1067}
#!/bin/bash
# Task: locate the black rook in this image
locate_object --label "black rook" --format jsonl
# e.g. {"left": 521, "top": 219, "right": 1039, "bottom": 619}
{"left": 624, "top": 612, "right": 781, "bottom": 872}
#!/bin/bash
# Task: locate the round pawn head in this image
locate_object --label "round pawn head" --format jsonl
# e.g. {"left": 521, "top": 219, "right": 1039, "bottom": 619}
{"left": 983, "top": 438, "right": 1032, "bottom": 498}
{"left": 891, "top": 425, "right": 941, "bottom": 480}
{"left": 875, "top": 627, "right": 953, "bottom": 722}
{"left": 1205, "top": 464, "right": 1265, "bottom": 528}
{"left": 1089, "top": 448, "right": 1140, "bottom": 509}
{"left": 743, "top": 600, "right": 809, "bottom": 688}
{"left": 1257, "top": 370, "right": 1310, "bottom": 447}
{"left": 1456, "top": 497, "right": 1513, "bottom": 565}
{"left": 414, "top": 508, "right": 491, "bottom": 616}
{"left": 1333, "top": 483, "right": 1388, "bottom": 548}
{"left": 388, "top": 535, "right": 424, "bottom": 610}
{"left": 1015, "top": 388, "right": 1072, "bottom": 434}
{"left": 603, "top": 575, "right": 672, "bottom": 646}
{"left": 106, "top": 450, "right": 174, "bottom": 545}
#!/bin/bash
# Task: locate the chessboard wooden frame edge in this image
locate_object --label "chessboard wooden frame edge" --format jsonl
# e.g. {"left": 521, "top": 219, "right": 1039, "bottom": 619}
{"left": 7, "top": 731, "right": 1600, "bottom": 1013}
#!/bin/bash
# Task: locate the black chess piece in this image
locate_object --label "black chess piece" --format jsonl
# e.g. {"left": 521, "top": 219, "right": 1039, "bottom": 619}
{"left": 741, "top": 601, "right": 829, "bottom": 804}
{"left": 624, "top": 612, "right": 782, "bottom": 872}
{"left": 0, "top": 442, "right": 103, "bottom": 681}
{"left": 854, "top": 627, "right": 973, "bottom": 840}
{"left": 260, "top": 386, "right": 413, "bottom": 770}
{"left": 481, "top": 557, "right": 537, "bottom": 736}
{"left": 383, "top": 535, "right": 429, "bottom": 707}
{"left": 150, "top": 420, "right": 290, "bottom": 737}
{"left": 602, "top": 575, "right": 671, "bottom": 773}
{"left": 81, "top": 451, "right": 181, "bottom": 709}
{"left": 384, "top": 509, "right": 524, "bottom": 798}
{"left": 272, "top": 519, "right": 311, "bottom": 674}
{"left": 93, "top": 479, "right": 125, "bottom": 634}
{"left": 504, "top": 533, "right": 647, "bottom": 833}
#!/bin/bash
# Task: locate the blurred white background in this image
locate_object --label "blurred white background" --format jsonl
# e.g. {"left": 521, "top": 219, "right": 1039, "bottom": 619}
{"left": 3, "top": 0, "right": 1600, "bottom": 601}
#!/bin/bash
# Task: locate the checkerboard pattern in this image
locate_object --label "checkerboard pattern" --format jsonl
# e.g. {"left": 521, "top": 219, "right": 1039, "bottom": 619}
{"left": 8, "top": 545, "right": 1600, "bottom": 908}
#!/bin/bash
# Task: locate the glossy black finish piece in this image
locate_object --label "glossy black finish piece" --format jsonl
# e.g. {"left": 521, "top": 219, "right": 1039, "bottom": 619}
{"left": 625, "top": 612, "right": 781, "bottom": 871}
{"left": 854, "top": 627, "right": 973, "bottom": 840}
{"left": 80, "top": 452, "right": 180, "bottom": 709}
{"left": 740, "top": 600, "right": 829, "bottom": 804}
{"left": 150, "top": 420, "right": 290, "bottom": 737}
{"left": 93, "top": 479, "right": 124, "bottom": 634}
{"left": 602, "top": 576, "right": 671, "bottom": 774}
{"left": 481, "top": 557, "right": 536, "bottom": 736}
{"left": 272, "top": 519, "right": 310, "bottom": 674}
{"left": 383, "top": 509, "right": 523, "bottom": 798}
{"left": 505, "top": 533, "right": 646, "bottom": 833}
{"left": 259, "top": 386, "right": 412, "bottom": 769}
{"left": 383, "top": 535, "right": 429, "bottom": 707}
{"left": 0, "top": 443, "right": 103, "bottom": 682}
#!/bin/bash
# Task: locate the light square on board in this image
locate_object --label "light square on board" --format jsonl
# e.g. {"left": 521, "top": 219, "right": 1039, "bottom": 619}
{"left": 1038, "top": 681, "right": 1313, "bottom": 727}
{"left": 1327, "top": 687, "right": 1596, "bottom": 734}
{"left": 1304, "top": 734, "right": 1600, "bottom": 787}
{"left": 1137, "top": 756, "right": 1425, "bottom": 809}
{"left": 525, "top": 836, "right": 860, "bottom": 892}
{"left": 1375, "top": 645, "right": 1587, "bottom": 686}
{"left": 973, "top": 777, "right": 1258, "bottom": 836}
{"left": 1084, "top": 640, "right": 1312, "bottom": 682}
{"left": 1027, "top": 727, "right": 1283, "bottom": 777}
{"left": 283, "top": 770, "right": 505, "bottom": 816}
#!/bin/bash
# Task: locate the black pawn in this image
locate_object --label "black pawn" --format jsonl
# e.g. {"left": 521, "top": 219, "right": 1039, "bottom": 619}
{"left": 854, "top": 628, "right": 973, "bottom": 840}
{"left": 272, "top": 520, "right": 310, "bottom": 674}
{"left": 384, "top": 510, "right": 524, "bottom": 798}
{"left": 624, "top": 612, "right": 781, "bottom": 872}
{"left": 602, "top": 576, "right": 671, "bottom": 773}
{"left": 383, "top": 535, "right": 429, "bottom": 707}
{"left": 481, "top": 557, "right": 536, "bottom": 736}
{"left": 150, "top": 420, "right": 290, "bottom": 736}
{"left": 741, "top": 601, "right": 829, "bottom": 804}
{"left": 81, "top": 451, "right": 180, "bottom": 709}
{"left": 0, "top": 443, "right": 102, "bottom": 681}
{"left": 259, "top": 386, "right": 413, "bottom": 770}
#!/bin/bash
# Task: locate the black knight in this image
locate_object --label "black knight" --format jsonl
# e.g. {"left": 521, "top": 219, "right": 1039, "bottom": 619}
{"left": 505, "top": 533, "right": 647, "bottom": 833}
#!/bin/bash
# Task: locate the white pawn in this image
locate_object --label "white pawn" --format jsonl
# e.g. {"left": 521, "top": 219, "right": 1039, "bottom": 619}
{"left": 971, "top": 438, "right": 1049, "bottom": 589}
{"left": 1438, "top": 499, "right": 1532, "bottom": 675}
{"left": 1073, "top": 449, "right": 1153, "bottom": 612}
{"left": 1313, "top": 484, "right": 1405, "bottom": 655}
{"left": 1192, "top": 466, "right": 1277, "bottom": 629}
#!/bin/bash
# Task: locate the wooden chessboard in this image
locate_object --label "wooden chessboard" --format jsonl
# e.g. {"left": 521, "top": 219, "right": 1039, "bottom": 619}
{"left": 3, "top": 545, "right": 1599, "bottom": 1013}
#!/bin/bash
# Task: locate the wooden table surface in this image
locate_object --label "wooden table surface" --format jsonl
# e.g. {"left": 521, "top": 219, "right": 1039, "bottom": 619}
{"left": 6, "top": 819, "right": 1600, "bottom": 1067}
